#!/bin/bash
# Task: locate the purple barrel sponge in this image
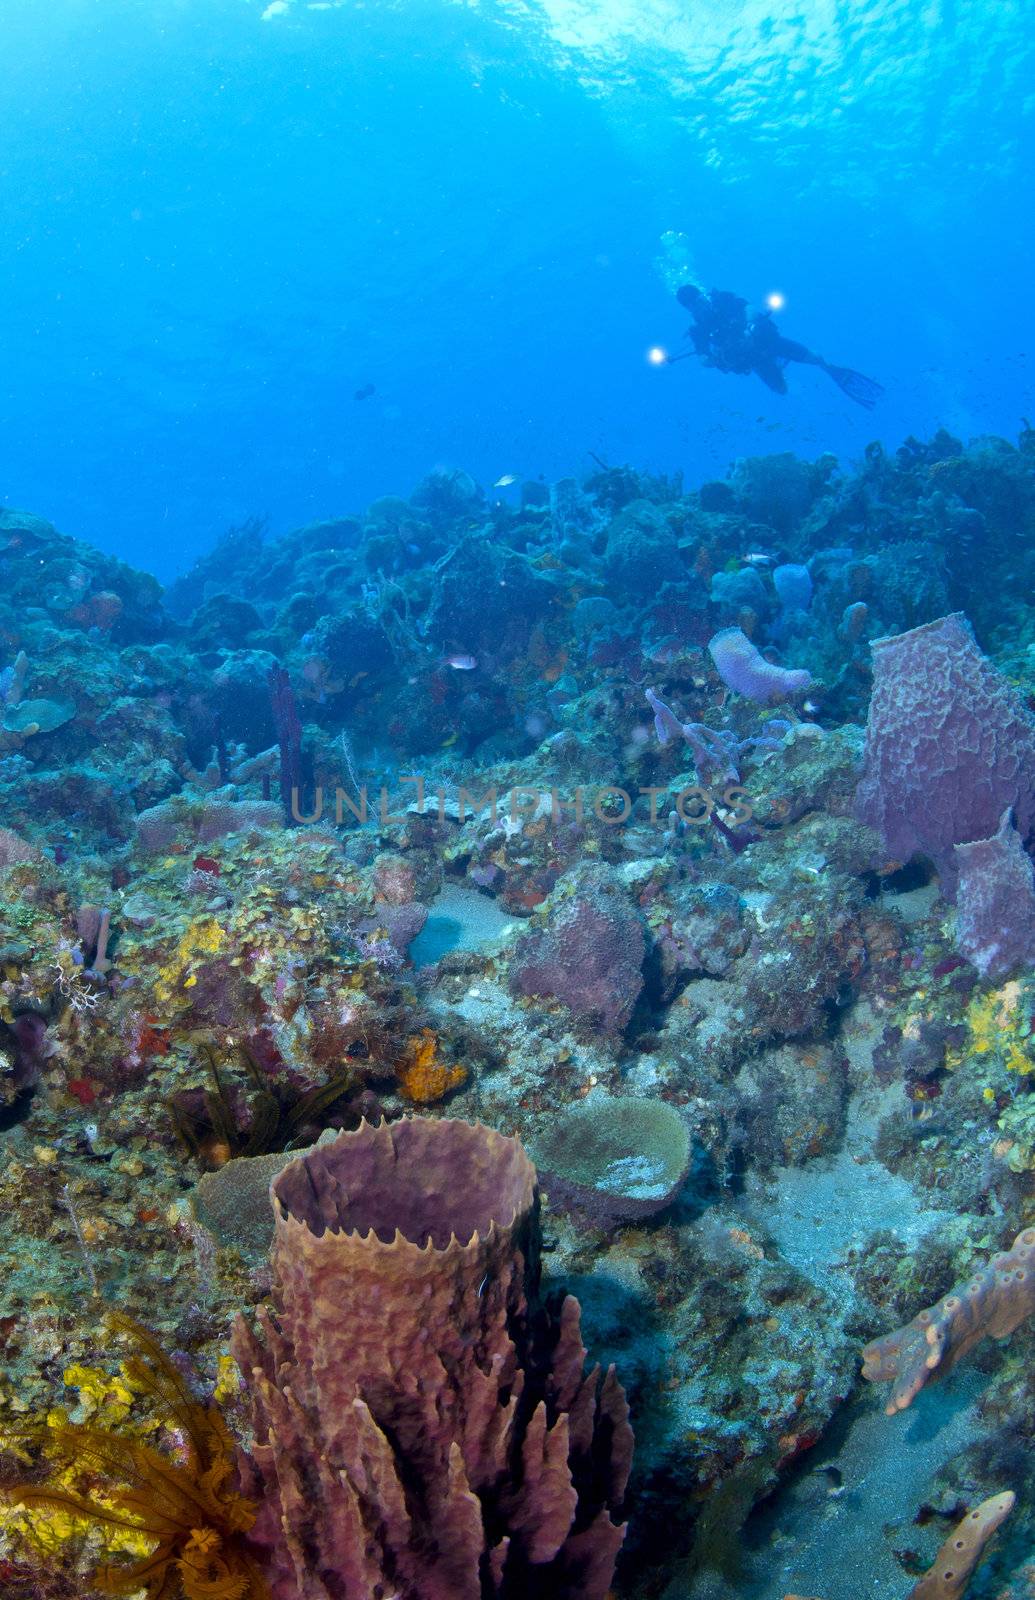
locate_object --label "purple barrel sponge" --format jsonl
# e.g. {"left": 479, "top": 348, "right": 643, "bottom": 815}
{"left": 855, "top": 613, "right": 1035, "bottom": 895}
{"left": 707, "top": 626, "right": 812, "bottom": 705}
{"left": 954, "top": 809, "right": 1035, "bottom": 979}
{"left": 233, "top": 1117, "right": 632, "bottom": 1600}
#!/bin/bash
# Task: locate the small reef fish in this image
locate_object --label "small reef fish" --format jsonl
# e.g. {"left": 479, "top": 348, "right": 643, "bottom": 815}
{"left": 493, "top": 474, "right": 518, "bottom": 488}
{"left": 741, "top": 552, "right": 775, "bottom": 567}
{"left": 443, "top": 653, "right": 478, "bottom": 670}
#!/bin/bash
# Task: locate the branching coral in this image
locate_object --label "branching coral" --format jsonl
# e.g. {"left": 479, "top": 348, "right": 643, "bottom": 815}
{"left": 0, "top": 1313, "right": 268, "bottom": 1600}
{"left": 861, "top": 1227, "right": 1035, "bottom": 1412}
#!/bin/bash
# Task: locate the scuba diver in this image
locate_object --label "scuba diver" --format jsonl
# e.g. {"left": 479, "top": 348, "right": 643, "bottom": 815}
{"left": 670, "top": 284, "right": 884, "bottom": 409}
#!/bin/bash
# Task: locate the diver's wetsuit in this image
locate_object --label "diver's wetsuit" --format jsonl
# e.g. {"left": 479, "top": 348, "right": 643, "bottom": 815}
{"left": 674, "top": 284, "right": 884, "bottom": 409}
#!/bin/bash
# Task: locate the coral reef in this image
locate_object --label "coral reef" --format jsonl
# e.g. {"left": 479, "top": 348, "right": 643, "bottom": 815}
{"left": 3, "top": 430, "right": 1035, "bottom": 1600}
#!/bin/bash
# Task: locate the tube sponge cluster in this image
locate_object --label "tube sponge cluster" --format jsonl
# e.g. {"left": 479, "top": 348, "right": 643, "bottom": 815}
{"left": 232, "top": 1117, "right": 633, "bottom": 1600}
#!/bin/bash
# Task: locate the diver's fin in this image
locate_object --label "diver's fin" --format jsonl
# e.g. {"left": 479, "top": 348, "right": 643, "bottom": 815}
{"left": 825, "top": 364, "right": 885, "bottom": 409}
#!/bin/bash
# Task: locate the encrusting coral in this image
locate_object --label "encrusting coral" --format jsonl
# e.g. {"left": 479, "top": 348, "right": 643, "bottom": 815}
{"left": 231, "top": 1115, "right": 633, "bottom": 1600}
{"left": 861, "top": 1225, "right": 1035, "bottom": 1412}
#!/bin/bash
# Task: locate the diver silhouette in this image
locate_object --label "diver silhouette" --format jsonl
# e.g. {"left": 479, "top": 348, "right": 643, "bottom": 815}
{"left": 670, "top": 284, "right": 884, "bottom": 409}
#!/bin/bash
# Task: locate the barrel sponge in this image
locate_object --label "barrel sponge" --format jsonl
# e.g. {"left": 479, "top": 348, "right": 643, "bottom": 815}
{"left": 954, "top": 808, "right": 1035, "bottom": 978}
{"left": 232, "top": 1116, "right": 633, "bottom": 1600}
{"left": 861, "top": 1226, "right": 1035, "bottom": 1414}
{"left": 855, "top": 613, "right": 1035, "bottom": 895}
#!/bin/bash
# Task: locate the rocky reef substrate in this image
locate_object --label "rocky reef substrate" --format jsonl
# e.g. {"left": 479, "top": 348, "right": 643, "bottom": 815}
{"left": 2, "top": 428, "right": 1035, "bottom": 1598}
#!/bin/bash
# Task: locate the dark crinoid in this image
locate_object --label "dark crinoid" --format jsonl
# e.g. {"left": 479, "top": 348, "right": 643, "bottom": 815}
{"left": 1, "top": 1313, "right": 268, "bottom": 1600}
{"left": 170, "top": 1038, "right": 353, "bottom": 1169}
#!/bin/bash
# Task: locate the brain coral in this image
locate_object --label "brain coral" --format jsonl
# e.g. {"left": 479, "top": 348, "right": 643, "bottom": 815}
{"left": 528, "top": 1094, "right": 692, "bottom": 1225}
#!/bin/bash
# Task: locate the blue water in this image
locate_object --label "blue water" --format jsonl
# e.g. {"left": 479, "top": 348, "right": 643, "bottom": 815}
{"left": 1, "top": 0, "right": 1032, "bottom": 577}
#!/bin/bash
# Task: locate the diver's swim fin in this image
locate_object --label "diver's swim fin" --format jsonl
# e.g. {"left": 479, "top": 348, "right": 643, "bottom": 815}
{"left": 824, "top": 364, "right": 885, "bottom": 409}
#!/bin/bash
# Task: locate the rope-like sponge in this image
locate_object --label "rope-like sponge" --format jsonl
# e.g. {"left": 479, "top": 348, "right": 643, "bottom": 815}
{"left": 907, "top": 1491, "right": 1015, "bottom": 1598}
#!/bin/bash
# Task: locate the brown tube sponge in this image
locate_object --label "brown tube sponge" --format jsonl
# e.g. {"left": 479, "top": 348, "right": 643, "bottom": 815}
{"left": 778, "top": 1490, "right": 1015, "bottom": 1600}
{"left": 861, "top": 1227, "right": 1035, "bottom": 1413}
{"left": 231, "top": 1116, "right": 632, "bottom": 1600}
{"left": 907, "top": 1490, "right": 1015, "bottom": 1599}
